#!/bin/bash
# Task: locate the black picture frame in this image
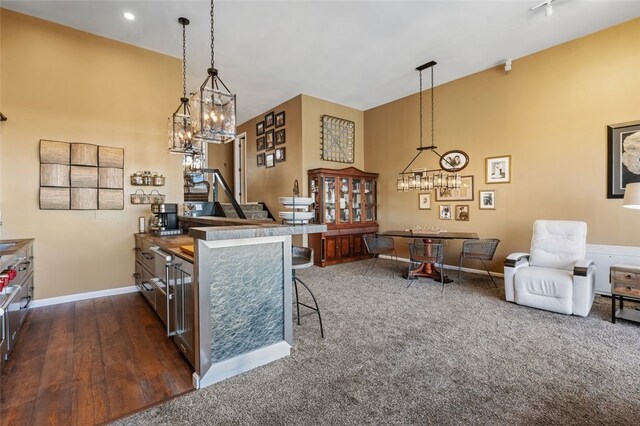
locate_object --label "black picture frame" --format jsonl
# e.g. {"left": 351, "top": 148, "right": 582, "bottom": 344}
{"left": 256, "top": 137, "right": 265, "bottom": 151}
{"left": 257, "top": 153, "right": 265, "bottom": 167}
{"left": 265, "top": 153, "right": 275, "bottom": 168}
{"left": 256, "top": 121, "right": 265, "bottom": 136}
{"left": 275, "top": 129, "right": 285, "bottom": 145}
{"left": 265, "top": 112, "right": 274, "bottom": 128}
{"left": 608, "top": 121, "right": 640, "bottom": 198}
{"left": 266, "top": 129, "right": 275, "bottom": 151}
{"left": 275, "top": 111, "right": 285, "bottom": 128}
{"left": 275, "top": 147, "right": 286, "bottom": 163}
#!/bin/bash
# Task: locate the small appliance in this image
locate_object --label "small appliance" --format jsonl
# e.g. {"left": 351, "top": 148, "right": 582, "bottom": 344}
{"left": 149, "top": 203, "right": 182, "bottom": 236}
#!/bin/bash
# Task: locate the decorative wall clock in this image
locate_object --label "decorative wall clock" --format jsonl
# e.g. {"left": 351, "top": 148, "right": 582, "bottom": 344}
{"left": 320, "top": 115, "right": 355, "bottom": 163}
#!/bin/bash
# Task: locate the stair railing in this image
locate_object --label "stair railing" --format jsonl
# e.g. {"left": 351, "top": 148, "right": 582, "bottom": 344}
{"left": 202, "top": 168, "right": 246, "bottom": 219}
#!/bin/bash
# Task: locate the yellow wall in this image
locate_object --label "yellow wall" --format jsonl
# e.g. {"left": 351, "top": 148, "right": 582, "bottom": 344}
{"left": 239, "top": 95, "right": 303, "bottom": 214}
{"left": 300, "top": 94, "right": 365, "bottom": 193}
{"left": 0, "top": 10, "right": 184, "bottom": 298}
{"left": 365, "top": 17, "right": 640, "bottom": 270}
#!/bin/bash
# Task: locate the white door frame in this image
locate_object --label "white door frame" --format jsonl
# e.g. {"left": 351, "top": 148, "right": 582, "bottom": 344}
{"left": 234, "top": 132, "right": 247, "bottom": 204}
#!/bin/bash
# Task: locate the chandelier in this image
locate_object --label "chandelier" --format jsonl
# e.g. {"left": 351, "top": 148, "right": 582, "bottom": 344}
{"left": 168, "top": 17, "right": 201, "bottom": 154}
{"left": 190, "top": 0, "right": 236, "bottom": 144}
{"left": 397, "top": 61, "right": 462, "bottom": 192}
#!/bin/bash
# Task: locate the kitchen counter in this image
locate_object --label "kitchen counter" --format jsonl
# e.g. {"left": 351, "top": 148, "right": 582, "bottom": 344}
{"left": 135, "top": 217, "right": 326, "bottom": 390}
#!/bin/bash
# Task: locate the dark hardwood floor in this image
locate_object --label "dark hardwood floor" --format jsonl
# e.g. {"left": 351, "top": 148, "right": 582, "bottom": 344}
{"left": 1, "top": 293, "right": 194, "bottom": 425}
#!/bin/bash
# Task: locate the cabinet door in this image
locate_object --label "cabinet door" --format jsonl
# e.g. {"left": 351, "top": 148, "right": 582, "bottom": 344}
{"left": 352, "top": 235, "right": 365, "bottom": 257}
{"left": 324, "top": 237, "right": 339, "bottom": 260}
{"left": 340, "top": 236, "right": 351, "bottom": 258}
{"left": 352, "top": 178, "right": 362, "bottom": 223}
{"left": 365, "top": 179, "right": 376, "bottom": 222}
{"left": 324, "top": 177, "right": 336, "bottom": 224}
{"left": 338, "top": 178, "right": 350, "bottom": 224}
{"left": 310, "top": 177, "right": 320, "bottom": 223}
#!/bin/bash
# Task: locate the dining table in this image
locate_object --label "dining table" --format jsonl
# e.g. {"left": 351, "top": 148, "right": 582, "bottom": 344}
{"left": 378, "top": 230, "right": 479, "bottom": 283}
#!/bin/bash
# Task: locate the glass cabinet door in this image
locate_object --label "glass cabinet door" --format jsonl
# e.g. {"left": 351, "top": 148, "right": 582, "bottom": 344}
{"left": 352, "top": 179, "right": 362, "bottom": 223}
{"left": 310, "top": 177, "right": 320, "bottom": 223}
{"left": 324, "top": 177, "right": 336, "bottom": 224}
{"left": 365, "top": 179, "right": 375, "bottom": 222}
{"left": 339, "top": 178, "right": 350, "bottom": 223}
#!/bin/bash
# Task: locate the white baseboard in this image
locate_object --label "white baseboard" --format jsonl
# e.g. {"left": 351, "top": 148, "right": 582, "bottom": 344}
{"left": 378, "top": 254, "right": 505, "bottom": 278}
{"left": 30, "top": 285, "right": 139, "bottom": 308}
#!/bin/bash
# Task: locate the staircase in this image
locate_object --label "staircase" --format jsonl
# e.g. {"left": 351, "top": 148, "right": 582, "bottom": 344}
{"left": 218, "top": 203, "right": 273, "bottom": 221}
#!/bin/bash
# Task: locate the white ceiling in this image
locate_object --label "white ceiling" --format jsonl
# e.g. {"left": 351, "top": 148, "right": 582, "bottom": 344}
{"left": 3, "top": 1, "right": 640, "bottom": 124}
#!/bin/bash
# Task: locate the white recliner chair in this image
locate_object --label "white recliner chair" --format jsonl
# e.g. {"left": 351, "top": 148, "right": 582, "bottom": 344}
{"left": 503, "top": 220, "right": 596, "bottom": 317}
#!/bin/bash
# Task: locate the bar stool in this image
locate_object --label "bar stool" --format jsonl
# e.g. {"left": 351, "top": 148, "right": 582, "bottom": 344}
{"left": 292, "top": 246, "right": 324, "bottom": 338}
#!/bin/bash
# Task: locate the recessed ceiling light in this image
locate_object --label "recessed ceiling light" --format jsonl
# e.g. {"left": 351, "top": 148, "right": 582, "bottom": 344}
{"left": 124, "top": 12, "right": 135, "bottom": 21}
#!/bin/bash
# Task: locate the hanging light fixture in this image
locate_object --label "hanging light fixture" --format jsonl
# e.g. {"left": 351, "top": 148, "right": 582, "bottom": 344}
{"left": 168, "top": 17, "right": 201, "bottom": 154}
{"left": 397, "top": 61, "right": 462, "bottom": 192}
{"left": 190, "top": 0, "right": 236, "bottom": 144}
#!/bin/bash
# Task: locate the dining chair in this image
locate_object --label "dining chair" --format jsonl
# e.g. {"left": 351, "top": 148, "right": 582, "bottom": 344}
{"left": 363, "top": 235, "right": 398, "bottom": 275}
{"left": 458, "top": 238, "right": 501, "bottom": 286}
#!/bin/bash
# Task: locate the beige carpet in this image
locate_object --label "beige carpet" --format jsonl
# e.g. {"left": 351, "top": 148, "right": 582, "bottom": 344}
{"left": 112, "top": 259, "right": 640, "bottom": 425}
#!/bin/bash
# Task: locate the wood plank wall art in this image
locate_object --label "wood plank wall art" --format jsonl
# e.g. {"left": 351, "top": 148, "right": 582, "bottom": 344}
{"left": 39, "top": 140, "right": 124, "bottom": 210}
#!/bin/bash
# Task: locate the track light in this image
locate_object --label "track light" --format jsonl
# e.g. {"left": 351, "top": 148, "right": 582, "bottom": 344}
{"left": 530, "top": 0, "right": 556, "bottom": 17}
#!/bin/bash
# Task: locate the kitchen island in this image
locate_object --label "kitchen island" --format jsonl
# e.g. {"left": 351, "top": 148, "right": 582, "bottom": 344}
{"left": 135, "top": 216, "right": 326, "bottom": 389}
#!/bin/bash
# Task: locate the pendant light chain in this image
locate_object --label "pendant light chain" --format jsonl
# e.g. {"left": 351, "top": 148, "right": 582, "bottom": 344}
{"left": 431, "top": 66, "right": 435, "bottom": 148}
{"left": 419, "top": 70, "right": 423, "bottom": 149}
{"left": 211, "top": 0, "right": 215, "bottom": 69}
{"left": 182, "top": 20, "right": 187, "bottom": 98}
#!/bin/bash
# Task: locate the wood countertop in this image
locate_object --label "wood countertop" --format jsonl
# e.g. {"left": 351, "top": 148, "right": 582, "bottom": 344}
{"left": 135, "top": 234, "right": 194, "bottom": 263}
{"left": 0, "top": 238, "right": 34, "bottom": 257}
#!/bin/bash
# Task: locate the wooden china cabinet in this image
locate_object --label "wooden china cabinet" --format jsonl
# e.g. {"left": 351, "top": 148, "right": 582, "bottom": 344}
{"left": 308, "top": 167, "right": 379, "bottom": 266}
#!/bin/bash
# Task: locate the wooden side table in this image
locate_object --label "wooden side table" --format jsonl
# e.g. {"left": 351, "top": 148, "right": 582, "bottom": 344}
{"left": 610, "top": 264, "right": 640, "bottom": 324}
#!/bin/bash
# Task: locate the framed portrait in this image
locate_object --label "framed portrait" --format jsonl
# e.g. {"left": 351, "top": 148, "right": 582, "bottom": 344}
{"left": 486, "top": 155, "right": 511, "bottom": 184}
{"left": 256, "top": 121, "right": 265, "bottom": 136}
{"left": 435, "top": 175, "right": 474, "bottom": 201}
{"left": 265, "top": 112, "right": 274, "bottom": 128}
{"left": 275, "top": 129, "right": 286, "bottom": 145}
{"left": 479, "top": 190, "right": 495, "bottom": 209}
{"left": 418, "top": 193, "right": 431, "bottom": 210}
{"left": 275, "top": 111, "right": 285, "bottom": 128}
{"left": 266, "top": 130, "right": 275, "bottom": 150}
{"left": 607, "top": 121, "right": 640, "bottom": 198}
{"left": 455, "top": 205, "right": 469, "bottom": 221}
{"left": 256, "top": 137, "right": 265, "bottom": 151}
{"left": 265, "top": 153, "right": 275, "bottom": 168}
{"left": 440, "top": 150, "right": 469, "bottom": 172}
{"left": 257, "top": 153, "right": 265, "bottom": 167}
{"left": 275, "top": 147, "right": 286, "bottom": 163}
{"left": 439, "top": 205, "right": 452, "bottom": 220}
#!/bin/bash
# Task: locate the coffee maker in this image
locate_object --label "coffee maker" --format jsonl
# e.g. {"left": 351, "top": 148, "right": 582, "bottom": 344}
{"left": 149, "top": 203, "right": 182, "bottom": 236}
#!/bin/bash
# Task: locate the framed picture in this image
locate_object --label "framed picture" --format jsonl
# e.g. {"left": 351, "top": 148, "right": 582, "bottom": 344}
{"left": 256, "top": 121, "right": 265, "bottom": 136}
{"left": 266, "top": 130, "right": 275, "bottom": 150}
{"left": 257, "top": 153, "right": 265, "bottom": 167}
{"left": 265, "top": 153, "right": 275, "bottom": 168}
{"left": 607, "top": 121, "right": 640, "bottom": 198}
{"left": 418, "top": 193, "right": 431, "bottom": 210}
{"left": 275, "top": 147, "right": 286, "bottom": 163}
{"left": 479, "top": 190, "right": 495, "bottom": 209}
{"left": 256, "top": 137, "right": 265, "bottom": 151}
{"left": 440, "top": 150, "right": 469, "bottom": 172}
{"left": 435, "top": 175, "right": 474, "bottom": 201}
{"left": 265, "top": 112, "right": 274, "bottom": 128}
{"left": 486, "top": 155, "right": 511, "bottom": 184}
{"left": 439, "top": 205, "right": 452, "bottom": 220}
{"left": 455, "top": 205, "right": 469, "bottom": 221}
{"left": 275, "top": 129, "right": 286, "bottom": 145}
{"left": 275, "top": 111, "right": 285, "bottom": 128}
